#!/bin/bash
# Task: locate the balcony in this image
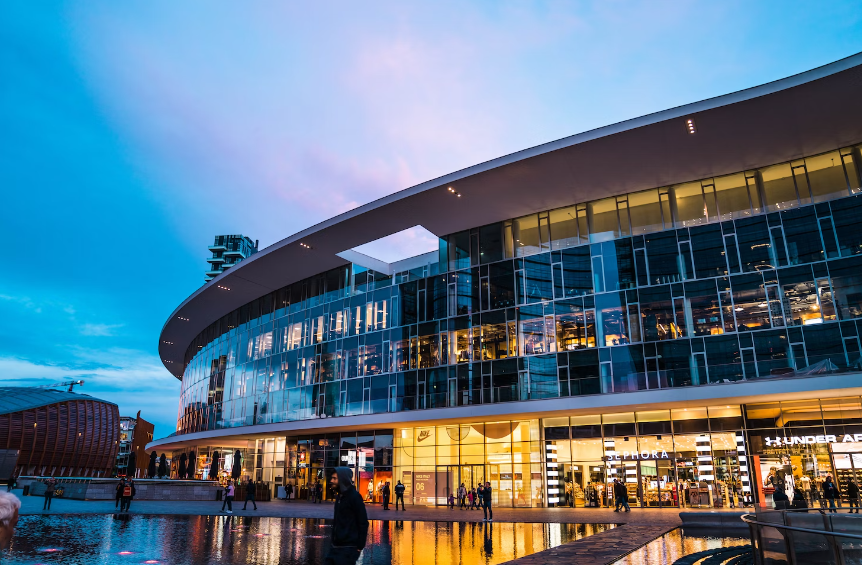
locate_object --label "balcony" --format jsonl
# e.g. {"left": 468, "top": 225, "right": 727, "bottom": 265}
{"left": 206, "top": 256, "right": 225, "bottom": 264}
{"left": 208, "top": 244, "right": 227, "bottom": 251}
{"left": 223, "top": 249, "right": 248, "bottom": 258}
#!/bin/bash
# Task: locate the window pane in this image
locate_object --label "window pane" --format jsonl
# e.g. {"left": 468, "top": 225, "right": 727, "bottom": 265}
{"left": 596, "top": 292, "right": 630, "bottom": 347}
{"left": 549, "top": 206, "right": 586, "bottom": 250}
{"left": 831, "top": 195, "right": 862, "bottom": 257}
{"left": 479, "top": 223, "right": 504, "bottom": 264}
{"left": 735, "top": 217, "right": 773, "bottom": 272}
{"left": 672, "top": 182, "right": 707, "bottom": 227}
{"left": 704, "top": 335, "right": 742, "bottom": 383}
{"left": 806, "top": 150, "right": 850, "bottom": 203}
{"left": 513, "top": 214, "right": 542, "bottom": 257}
{"left": 689, "top": 224, "right": 727, "bottom": 278}
{"left": 781, "top": 207, "right": 823, "bottom": 265}
{"left": 731, "top": 274, "right": 770, "bottom": 332}
{"left": 561, "top": 247, "right": 593, "bottom": 297}
{"left": 489, "top": 261, "right": 516, "bottom": 309}
{"left": 829, "top": 256, "right": 862, "bottom": 320}
{"left": 645, "top": 231, "right": 681, "bottom": 285}
{"left": 754, "top": 330, "right": 791, "bottom": 378}
{"left": 628, "top": 189, "right": 665, "bottom": 235}
{"left": 639, "top": 286, "right": 676, "bottom": 341}
{"left": 685, "top": 279, "right": 723, "bottom": 336}
{"left": 778, "top": 266, "right": 822, "bottom": 326}
{"left": 760, "top": 163, "right": 799, "bottom": 212}
{"left": 715, "top": 172, "right": 754, "bottom": 220}
{"left": 588, "top": 197, "right": 619, "bottom": 243}
{"left": 520, "top": 254, "right": 553, "bottom": 304}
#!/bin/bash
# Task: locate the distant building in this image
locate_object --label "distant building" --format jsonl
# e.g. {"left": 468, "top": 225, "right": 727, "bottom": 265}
{"left": 0, "top": 387, "right": 119, "bottom": 477}
{"left": 206, "top": 235, "right": 259, "bottom": 282}
{"left": 116, "top": 411, "right": 154, "bottom": 478}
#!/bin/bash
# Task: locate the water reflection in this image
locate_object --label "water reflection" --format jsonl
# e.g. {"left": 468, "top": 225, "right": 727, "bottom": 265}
{"left": 612, "top": 527, "right": 748, "bottom": 564}
{"left": 5, "top": 515, "right": 613, "bottom": 565}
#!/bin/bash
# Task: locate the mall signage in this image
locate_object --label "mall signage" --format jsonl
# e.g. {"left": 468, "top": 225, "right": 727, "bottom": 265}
{"left": 763, "top": 434, "right": 862, "bottom": 447}
{"left": 763, "top": 434, "right": 862, "bottom": 446}
{"left": 603, "top": 450, "right": 670, "bottom": 461}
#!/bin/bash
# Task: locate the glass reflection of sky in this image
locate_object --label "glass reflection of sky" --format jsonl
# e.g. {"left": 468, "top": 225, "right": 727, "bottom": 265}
{"left": 6, "top": 515, "right": 613, "bottom": 565}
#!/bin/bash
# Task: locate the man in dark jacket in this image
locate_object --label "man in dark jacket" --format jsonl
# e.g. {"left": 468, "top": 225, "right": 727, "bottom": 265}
{"left": 115, "top": 478, "right": 125, "bottom": 509}
{"left": 481, "top": 481, "right": 493, "bottom": 522}
{"left": 394, "top": 480, "right": 406, "bottom": 511}
{"left": 613, "top": 479, "right": 630, "bottom": 512}
{"left": 848, "top": 479, "right": 860, "bottom": 513}
{"left": 823, "top": 475, "right": 839, "bottom": 513}
{"left": 243, "top": 477, "right": 257, "bottom": 510}
{"left": 382, "top": 482, "right": 390, "bottom": 510}
{"left": 325, "top": 467, "right": 369, "bottom": 565}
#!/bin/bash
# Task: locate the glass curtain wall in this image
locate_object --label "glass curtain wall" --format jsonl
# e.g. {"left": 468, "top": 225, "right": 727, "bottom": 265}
{"left": 175, "top": 145, "right": 862, "bottom": 438}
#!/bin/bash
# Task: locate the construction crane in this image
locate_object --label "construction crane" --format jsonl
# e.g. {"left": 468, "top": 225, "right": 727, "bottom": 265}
{"left": 34, "top": 380, "right": 85, "bottom": 392}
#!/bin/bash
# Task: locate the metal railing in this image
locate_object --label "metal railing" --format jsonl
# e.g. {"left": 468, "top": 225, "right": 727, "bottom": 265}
{"left": 743, "top": 508, "right": 862, "bottom": 564}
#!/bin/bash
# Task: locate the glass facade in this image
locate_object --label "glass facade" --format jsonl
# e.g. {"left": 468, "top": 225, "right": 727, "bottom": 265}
{"left": 175, "top": 144, "right": 862, "bottom": 437}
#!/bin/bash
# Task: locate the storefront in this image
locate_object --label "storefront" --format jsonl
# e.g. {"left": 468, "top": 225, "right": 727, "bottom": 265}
{"left": 543, "top": 407, "right": 752, "bottom": 509}
{"left": 286, "top": 430, "right": 393, "bottom": 502}
{"left": 393, "top": 420, "right": 544, "bottom": 507}
{"left": 744, "top": 397, "right": 862, "bottom": 507}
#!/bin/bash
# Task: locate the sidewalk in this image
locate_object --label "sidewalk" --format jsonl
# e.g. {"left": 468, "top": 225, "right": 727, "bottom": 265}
{"left": 13, "top": 489, "right": 742, "bottom": 528}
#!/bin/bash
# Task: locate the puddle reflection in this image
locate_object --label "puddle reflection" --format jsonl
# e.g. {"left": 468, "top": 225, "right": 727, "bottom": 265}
{"left": 612, "top": 527, "right": 749, "bottom": 564}
{"left": 6, "top": 515, "right": 613, "bottom": 565}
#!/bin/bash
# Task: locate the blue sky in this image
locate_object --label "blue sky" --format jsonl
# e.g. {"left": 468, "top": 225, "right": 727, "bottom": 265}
{"left": 2, "top": 1, "right": 861, "bottom": 438}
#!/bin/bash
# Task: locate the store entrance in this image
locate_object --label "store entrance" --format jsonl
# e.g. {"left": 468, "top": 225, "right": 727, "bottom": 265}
{"left": 604, "top": 458, "right": 679, "bottom": 508}
{"left": 435, "top": 465, "right": 486, "bottom": 506}
{"left": 639, "top": 460, "right": 678, "bottom": 507}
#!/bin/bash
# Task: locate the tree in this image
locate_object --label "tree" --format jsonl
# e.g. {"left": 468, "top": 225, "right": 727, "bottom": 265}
{"left": 127, "top": 451, "right": 137, "bottom": 479}
{"left": 231, "top": 450, "right": 242, "bottom": 481}
{"left": 178, "top": 453, "right": 187, "bottom": 480}
{"left": 186, "top": 451, "right": 196, "bottom": 479}
{"left": 158, "top": 453, "right": 167, "bottom": 478}
{"left": 148, "top": 452, "right": 157, "bottom": 479}
{"left": 209, "top": 451, "right": 219, "bottom": 481}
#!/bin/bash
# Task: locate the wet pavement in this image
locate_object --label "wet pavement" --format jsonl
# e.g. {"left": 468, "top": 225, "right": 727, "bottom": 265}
{"left": 4, "top": 514, "right": 613, "bottom": 565}
{"left": 611, "top": 527, "right": 750, "bottom": 564}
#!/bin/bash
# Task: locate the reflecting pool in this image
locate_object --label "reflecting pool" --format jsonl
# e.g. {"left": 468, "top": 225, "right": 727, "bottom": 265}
{"left": 612, "top": 527, "right": 749, "bottom": 564}
{"left": 5, "top": 515, "right": 613, "bottom": 565}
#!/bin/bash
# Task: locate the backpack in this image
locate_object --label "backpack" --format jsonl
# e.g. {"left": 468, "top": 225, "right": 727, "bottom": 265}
{"left": 123, "top": 486, "right": 132, "bottom": 497}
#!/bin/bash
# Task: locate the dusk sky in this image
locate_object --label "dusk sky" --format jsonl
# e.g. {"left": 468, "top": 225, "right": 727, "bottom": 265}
{"left": 2, "top": 1, "right": 862, "bottom": 438}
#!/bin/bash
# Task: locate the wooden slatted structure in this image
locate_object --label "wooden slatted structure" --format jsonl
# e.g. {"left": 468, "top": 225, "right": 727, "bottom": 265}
{"left": 0, "top": 389, "right": 119, "bottom": 477}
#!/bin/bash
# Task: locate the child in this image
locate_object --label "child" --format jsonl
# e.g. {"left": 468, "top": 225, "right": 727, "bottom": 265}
{"left": 467, "top": 489, "right": 474, "bottom": 509}
{"left": 448, "top": 492, "right": 455, "bottom": 509}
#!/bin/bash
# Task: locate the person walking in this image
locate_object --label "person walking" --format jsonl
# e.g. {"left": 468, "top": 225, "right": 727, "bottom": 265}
{"left": 394, "top": 480, "right": 405, "bottom": 511}
{"left": 310, "top": 481, "right": 316, "bottom": 503}
{"left": 120, "top": 478, "right": 136, "bottom": 512}
{"left": 317, "top": 481, "right": 324, "bottom": 504}
{"left": 324, "top": 467, "right": 369, "bottom": 565}
{"left": 115, "top": 477, "right": 125, "bottom": 509}
{"left": 221, "top": 480, "right": 235, "bottom": 514}
{"left": 458, "top": 483, "right": 467, "bottom": 509}
{"left": 823, "top": 475, "right": 839, "bottom": 513}
{"left": 243, "top": 477, "right": 257, "bottom": 510}
{"left": 848, "top": 479, "right": 860, "bottom": 513}
{"left": 481, "top": 481, "right": 493, "bottom": 522}
{"left": 467, "top": 488, "right": 474, "bottom": 510}
{"left": 381, "top": 481, "right": 390, "bottom": 510}
{"left": 286, "top": 483, "right": 293, "bottom": 501}
{"left": 614, "top": 479, "right": 631, "bottom": 512}
{"left": 42, "top": 477, "right": 56, "bottom": 511}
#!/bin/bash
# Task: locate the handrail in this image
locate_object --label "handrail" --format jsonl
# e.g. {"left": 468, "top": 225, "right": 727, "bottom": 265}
{"left": 741, "top": 513, "right": 862, "bottom": 540}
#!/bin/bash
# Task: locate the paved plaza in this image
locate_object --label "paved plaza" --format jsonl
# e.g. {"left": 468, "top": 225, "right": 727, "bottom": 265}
{"left": 14, "top": 491, "right": 748, "bottom": 564}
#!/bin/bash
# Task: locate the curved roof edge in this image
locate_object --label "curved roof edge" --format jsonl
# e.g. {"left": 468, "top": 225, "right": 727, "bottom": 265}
{"left": 159, "top": 51, "right": 862, "bottom": 377}
{"left": 0, "top": 387, "right": 117, "bottom": 416}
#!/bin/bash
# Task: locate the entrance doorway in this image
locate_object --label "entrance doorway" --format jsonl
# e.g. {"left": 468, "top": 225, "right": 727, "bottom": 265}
{"left": 435, "top": 465, "right": 485, "bottom": 506}
{"left": 604, "top": 458, "right": 679, "bottom": 508}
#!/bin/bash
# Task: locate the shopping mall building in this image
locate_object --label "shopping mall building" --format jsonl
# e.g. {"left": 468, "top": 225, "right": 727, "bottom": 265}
{"left": 150, "top": 53, "right": 862, "bottom": 510}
